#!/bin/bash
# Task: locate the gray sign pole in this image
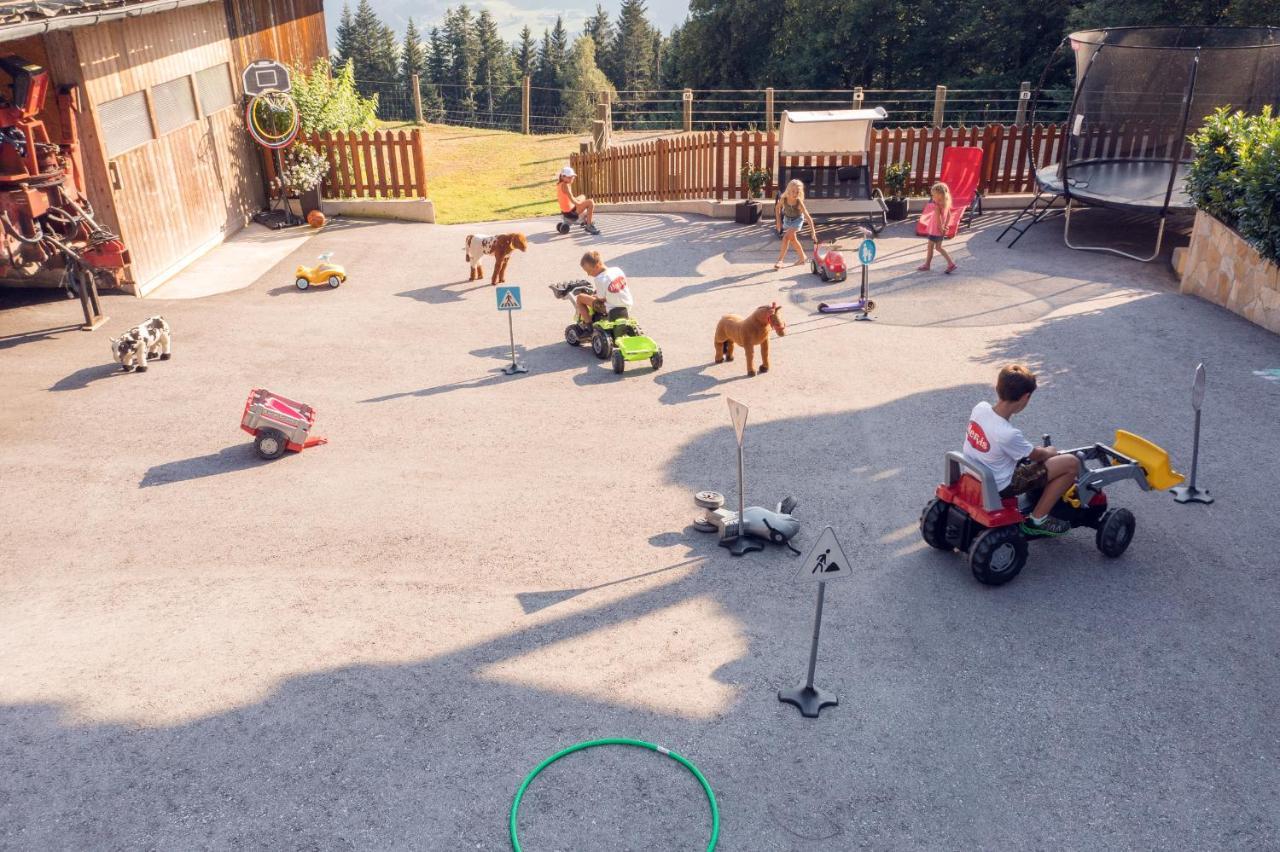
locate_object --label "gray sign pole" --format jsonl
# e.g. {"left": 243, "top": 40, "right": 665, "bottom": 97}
{"left": 1172, "top": 362, "right": 1211, "bottom": 504}
{"left": 721, "top": 398, "right": 762, "bottom": 556}
{"left": 779, "top": 526, "right": 849, "bottom": 717}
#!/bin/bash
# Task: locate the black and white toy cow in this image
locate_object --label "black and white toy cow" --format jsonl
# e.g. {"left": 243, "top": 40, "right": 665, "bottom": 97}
{"left": 110, "top": 316, "right": 172, "bottom": 372}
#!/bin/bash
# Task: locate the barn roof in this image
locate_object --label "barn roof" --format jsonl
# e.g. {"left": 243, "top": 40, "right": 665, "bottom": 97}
{"left": 0, "top": 0, "right": 215, "bottom": 37}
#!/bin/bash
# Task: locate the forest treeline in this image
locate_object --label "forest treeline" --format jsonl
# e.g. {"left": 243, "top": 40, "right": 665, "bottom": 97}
{"left": 333, "top": 0, "right": 1279, "bottom": 129}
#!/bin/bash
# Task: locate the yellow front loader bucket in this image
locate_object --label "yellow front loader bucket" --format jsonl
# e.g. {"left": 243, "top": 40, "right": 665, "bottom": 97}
{"left": 1113, "top": 430, "right": 1185, "bottom": 490}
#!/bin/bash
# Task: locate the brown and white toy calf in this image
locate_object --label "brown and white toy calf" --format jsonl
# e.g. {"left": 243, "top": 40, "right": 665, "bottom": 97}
{"left": 464, "top": 232, "right": 528, "bottom": 284}
{"left": 110, "top": 316, "right": 172, "bottom": 372}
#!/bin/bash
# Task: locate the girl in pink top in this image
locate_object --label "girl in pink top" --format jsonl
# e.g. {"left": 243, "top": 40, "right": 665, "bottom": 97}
{"left": 918, "top": 181, "right": 958, "bottom": 274}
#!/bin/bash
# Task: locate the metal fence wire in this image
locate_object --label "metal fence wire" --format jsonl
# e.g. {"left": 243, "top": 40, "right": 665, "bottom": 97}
{"left": 354, "top": 78, "right": 1072, "bottom": 134}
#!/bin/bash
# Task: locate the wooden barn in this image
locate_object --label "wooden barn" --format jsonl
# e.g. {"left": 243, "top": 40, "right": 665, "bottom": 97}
{"left": 0, "top": 0, "right": 327, "bottom": 296}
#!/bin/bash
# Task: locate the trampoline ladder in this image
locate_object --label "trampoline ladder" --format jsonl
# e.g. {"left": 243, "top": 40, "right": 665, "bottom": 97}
{"left": 996, "top": 187, "right": 1063, "bottom": 247}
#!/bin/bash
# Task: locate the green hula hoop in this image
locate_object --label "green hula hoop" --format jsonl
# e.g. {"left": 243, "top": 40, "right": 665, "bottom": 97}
{"left": 509, "top": 737, "right": 720, "bottom": 851}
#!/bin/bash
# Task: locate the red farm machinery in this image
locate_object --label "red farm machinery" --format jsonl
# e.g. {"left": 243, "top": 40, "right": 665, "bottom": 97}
{"left": 0, "top": 54, "right": 129, "bottom": 329}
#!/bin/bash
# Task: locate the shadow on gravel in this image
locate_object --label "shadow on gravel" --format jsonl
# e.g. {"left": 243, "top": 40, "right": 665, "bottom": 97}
{"left": 139, "top": 445, "right": 262, "bottom": 487}
{"left": 395, "top": 281, "right": 491, "bottom": 304}
{"left": 49, "top": 363, "right": 125, "bottom": 392}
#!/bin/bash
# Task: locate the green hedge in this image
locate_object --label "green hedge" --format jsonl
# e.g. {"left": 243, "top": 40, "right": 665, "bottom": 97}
{"left": 1187, "top": 107, "right": 1280, "bottom": 266}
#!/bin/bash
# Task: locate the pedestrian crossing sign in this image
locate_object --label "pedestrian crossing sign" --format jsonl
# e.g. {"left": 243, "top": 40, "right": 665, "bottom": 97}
{"left": 496, "top": 286, "right": 522, "bottom": 311}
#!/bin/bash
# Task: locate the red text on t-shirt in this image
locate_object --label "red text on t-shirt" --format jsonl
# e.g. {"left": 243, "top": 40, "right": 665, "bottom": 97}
{"left": 967, "top": 420, "right": 990, "bottom": 453}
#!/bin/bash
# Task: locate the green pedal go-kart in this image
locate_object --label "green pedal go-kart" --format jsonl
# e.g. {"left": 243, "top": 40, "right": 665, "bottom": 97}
{"left": 549, "top": 281, "right": 663, "bottom": 374}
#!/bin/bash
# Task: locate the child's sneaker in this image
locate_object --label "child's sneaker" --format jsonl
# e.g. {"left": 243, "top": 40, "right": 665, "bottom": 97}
{"left": 583, "top": 223, "right": 601, "bottom": 235}
{"left": 1020, "top": 515, "right": 1070, "bottom": 537}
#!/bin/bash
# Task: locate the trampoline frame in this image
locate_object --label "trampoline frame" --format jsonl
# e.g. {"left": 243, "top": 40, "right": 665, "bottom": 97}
{"left": 1060, "top": 32, "right": 1202, "bottom": 262}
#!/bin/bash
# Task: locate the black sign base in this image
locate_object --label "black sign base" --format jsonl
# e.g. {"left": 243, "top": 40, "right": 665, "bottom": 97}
{"left": 778, "top": 684, "right": 838, "bottom": 718}
{"left": 1171, "top": 484, "right": 1213, "bottom": 504}
{"left": 719, "top": 534, "right": 763, "bottom": 556}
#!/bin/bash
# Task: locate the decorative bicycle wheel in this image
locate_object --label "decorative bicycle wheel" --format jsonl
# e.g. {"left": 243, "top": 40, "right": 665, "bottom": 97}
{"left": 245, "top": 90, "right": 299, "bottom": 149}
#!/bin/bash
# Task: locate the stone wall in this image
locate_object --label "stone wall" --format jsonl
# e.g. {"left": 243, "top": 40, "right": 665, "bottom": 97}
{"left": 1180, "top": 210, "right": 1280, "bottom": 335}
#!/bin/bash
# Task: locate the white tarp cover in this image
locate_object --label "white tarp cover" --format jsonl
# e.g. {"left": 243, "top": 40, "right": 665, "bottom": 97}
{"left": 777, "top": 107, "right": 888, "bottom": 155}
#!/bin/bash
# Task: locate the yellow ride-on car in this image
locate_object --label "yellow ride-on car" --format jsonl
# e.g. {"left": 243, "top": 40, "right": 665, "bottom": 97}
{"left": 294, "top": 253, "right": 345, "bottom": 290}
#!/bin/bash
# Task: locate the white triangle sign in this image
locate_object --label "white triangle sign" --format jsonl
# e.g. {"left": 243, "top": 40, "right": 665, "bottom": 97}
{"left": 727, "top": 397, "right": 748, "bottom": 446}
{"left": 796, "top": 526, "right": 852, "bottom": 582}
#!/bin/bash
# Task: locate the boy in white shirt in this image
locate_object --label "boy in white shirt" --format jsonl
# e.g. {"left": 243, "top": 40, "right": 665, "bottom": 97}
{"left": 574, "top": 250, "right": 634, "bottom": 325}
{"left": 963, "top": 364, "right": 1080, "bottom": 537}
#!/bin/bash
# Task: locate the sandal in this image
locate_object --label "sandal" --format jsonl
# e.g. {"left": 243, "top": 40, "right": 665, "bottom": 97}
{"left": 945, "top": 263, "right": 958, "bottom": 274}
{"left": 917, "top": 264, "right": 931, "bottom": 272}
{"left": 773, "top": 262, "right": 783, "bottom": 270}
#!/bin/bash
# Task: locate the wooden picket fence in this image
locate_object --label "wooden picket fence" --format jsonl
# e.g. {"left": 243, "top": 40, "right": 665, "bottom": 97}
{"left": 571, "top": 124, "right": 1076, "bottom": 202}
{"left": 300, "top": 128, "right": 429, "bottom": 199}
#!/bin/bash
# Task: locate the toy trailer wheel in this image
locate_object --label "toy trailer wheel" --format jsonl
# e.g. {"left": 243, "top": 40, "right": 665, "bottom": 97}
{"left": 295, "top": 277, "right": 310, "bottom": 290}
{"left": 919, "top": 498, "right": 951, "bottom": 551}
{"left": 328, "top": 275, "right": 342, "bottom": 288}
{"left": 611, "top": 350, "right": 626, "bottom": 374}
{"left": 967, "top": 526, "right": 1028, "bottom": 585}
{"left": 254, "top": 428, "right": 288, "bottom": 460}
{"left": 1095, "top": 508, "right": 1136, "bottom": 558}
{"left": 591, "top": 329, "right": 613, "bottom": 360}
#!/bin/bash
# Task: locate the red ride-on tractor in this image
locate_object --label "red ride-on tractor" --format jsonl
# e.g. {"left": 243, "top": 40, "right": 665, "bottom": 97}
{"left": 919, "top": 431, "right": 1184, "bottom": 585}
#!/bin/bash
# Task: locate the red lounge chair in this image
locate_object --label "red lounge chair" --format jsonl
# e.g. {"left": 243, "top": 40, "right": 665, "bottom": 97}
{"left": 916, "top": 146, "right": 984, "bottom": 239}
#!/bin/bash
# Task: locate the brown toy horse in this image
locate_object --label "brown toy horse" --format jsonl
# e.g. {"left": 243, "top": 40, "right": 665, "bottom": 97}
{"left": 714, "top": 303, "right": 786, "bottom": 376}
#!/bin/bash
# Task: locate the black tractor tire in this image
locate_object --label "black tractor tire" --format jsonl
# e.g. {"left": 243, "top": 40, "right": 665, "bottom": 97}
{"left": 254, "top": 428, "right": 287, "bottom": 460}
{"left": 1095, "top": 508, "right": 1136, "bottom": 558}
{"left": 650, "top": 351, "right": 663, "bottom": 371}
{"left": 967, "top": 526, "right": 1028, "bottom": 586}
{"left": 565, "top": 325, "right": 582, "bottom": 346}
{"left": 919, "top": 498, "right": 951, "bottom": 551}
{"left": 611, "top": 350, "right": 625, "bottom": 374}
{"left": 591, "top": 329, "right": 613, "bottom": 359}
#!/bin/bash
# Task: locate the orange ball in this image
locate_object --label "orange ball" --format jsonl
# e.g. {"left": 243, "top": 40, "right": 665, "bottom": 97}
{"left": 306, "top": 209, "right": 326, "bottom": 229}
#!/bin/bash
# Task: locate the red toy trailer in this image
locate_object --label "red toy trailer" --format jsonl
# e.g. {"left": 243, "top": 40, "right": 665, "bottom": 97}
{"left": 240, "top": 388, "right": 327, "bottom": 459}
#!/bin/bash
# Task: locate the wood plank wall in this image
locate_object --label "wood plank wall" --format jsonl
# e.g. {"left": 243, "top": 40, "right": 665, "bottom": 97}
{"left": 66, "top": 2, "right": 269, "bottom": 291}
{"left": 225, "top": 0, "right": 328, "bottom": 71}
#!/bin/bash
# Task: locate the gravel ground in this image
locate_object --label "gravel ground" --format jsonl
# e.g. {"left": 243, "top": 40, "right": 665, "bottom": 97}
{"left": 1, "top": 208, "right": 1278, "bottom": 851}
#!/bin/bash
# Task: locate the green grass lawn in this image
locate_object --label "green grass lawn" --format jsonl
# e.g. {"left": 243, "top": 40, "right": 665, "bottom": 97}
{"left": 412, "top": 124, "right": 582, "bottom": 225}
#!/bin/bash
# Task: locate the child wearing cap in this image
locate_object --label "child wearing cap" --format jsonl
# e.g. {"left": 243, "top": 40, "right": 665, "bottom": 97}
{"left": 556, "top": 166, "right": 600, "bottom": 235}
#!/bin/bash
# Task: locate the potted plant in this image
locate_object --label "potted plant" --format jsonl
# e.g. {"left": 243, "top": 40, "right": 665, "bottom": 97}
{"left": 277, "top": 142, "right": 329, "bottom": 218}
{"left": 737, "top": 163, "right": 770, "bottom": 224}
{"left": 884, "top": 161, "right": 911, "bottom": 220}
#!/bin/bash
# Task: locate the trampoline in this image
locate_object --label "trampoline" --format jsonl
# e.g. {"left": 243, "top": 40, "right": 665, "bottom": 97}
{"left": 1023, "top": 26, "right": 1280, "bottom": 261}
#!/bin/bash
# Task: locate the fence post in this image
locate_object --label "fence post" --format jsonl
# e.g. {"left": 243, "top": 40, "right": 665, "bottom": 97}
{"left": 715, "top": 129, "right": 724, "bottom": 200}
{"left": 853, "top": 86, "right": 864, "bottom": 110}
{"left": 683, "top": 88, "right": 693, "bottom": 133}
{"left": 1014, "top": 81, "right": 1031, "bottom": 126}
{"left": 765, "top": 87, "right": 774, "bottom": 132}
{"left": 410, "top": 74, "right": 424, "bottom": 124}
{"left": 932, "top": 86, "right": 947, "bottom": 128}
{"left": 656, "top": 137, "right": 668, "bottom": 201}
{"left": 521, "top": 75, "right": 531, "bottom": 134}
{"left": 594, "top": 97, "right": 611, "bottom": 150}
{"left": 411, "top": 127, "right": 428, "bottom": 197}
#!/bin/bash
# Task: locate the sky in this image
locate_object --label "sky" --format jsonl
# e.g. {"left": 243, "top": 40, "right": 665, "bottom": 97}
{"left": 323, "top": 0, "right": 692, "bottom": 44}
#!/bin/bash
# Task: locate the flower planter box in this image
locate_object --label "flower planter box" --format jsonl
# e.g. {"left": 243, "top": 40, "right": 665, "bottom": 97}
{"left": 1180, "top": 210, "right": 1280, "bottom": 335}
{"left": 735, "top": 200, "right": 762, "bottom": 224}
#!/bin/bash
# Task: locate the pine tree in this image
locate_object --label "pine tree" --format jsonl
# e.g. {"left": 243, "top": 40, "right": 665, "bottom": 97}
{"left": 532, "top": 24, "right": 568, "bottom": 124}
{"left": 583, "top": 4, "right": 615, "bottom": 82}
{"left": 474, "top": 9, "right": 515, "bottom": 126}
{"left": 400, "top": 17, "right": 426, "bottom": 82}
{"left": 334, "top": 2, "right": 354, "bottom": 65}
{"left": 514, "top": 26, "right": 536, "bottom": 77}
{"left": 609, "top": 0, "right": 655, "bottom": 91}
{"left": 443, "top": 5, "right": 478, "bottom": 122}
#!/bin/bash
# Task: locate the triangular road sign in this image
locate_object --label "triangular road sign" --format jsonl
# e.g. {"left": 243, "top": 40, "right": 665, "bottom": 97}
{"left": 498, "top": 289, "right": 521, "bottom": 310}
{"left": 796, "top": 526, "right": 852, "bottom": 582}
{"left": 727, "top": 397, "right": 748, "bottom": 446}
